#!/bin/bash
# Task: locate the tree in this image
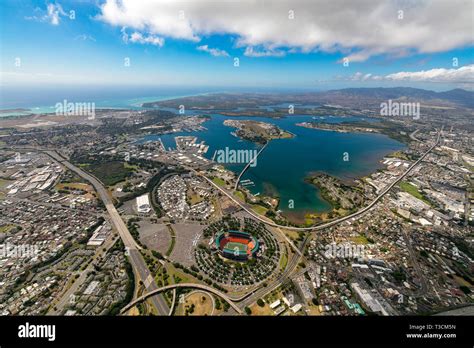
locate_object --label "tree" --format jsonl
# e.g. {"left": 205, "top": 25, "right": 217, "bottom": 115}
{"left": 244, "top": 306, "right": 252, "bottom": 315}
{"left": 257, "top": 299, "right": 265, "bottom": 307}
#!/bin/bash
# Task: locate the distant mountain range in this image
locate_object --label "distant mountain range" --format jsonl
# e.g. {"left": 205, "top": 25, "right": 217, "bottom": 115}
{"left": 145, "top": 86, "right": 474, "bottom": 114}
{"left": 321, "top": 87, "right": 474, "bottom": 108}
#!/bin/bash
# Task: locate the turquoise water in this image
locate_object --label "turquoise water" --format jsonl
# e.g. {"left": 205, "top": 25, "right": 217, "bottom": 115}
{"left": 0, "top": 93, "right": 208, "bottom": 117}
{"left": 2, "top": 86, "right": 405, "bottom": 220}
{"left": 0, "top": 86, "right": 219, "bottom": 117}
{"left": 141, "top": 114, "right": 405, "bottom": 221}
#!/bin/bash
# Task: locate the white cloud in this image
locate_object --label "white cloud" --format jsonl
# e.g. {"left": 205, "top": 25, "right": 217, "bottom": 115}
{"left": 197, "top": 45, "right": 229, "bottom": 57}
{"left": 348, "top": 65, "right": 474, "bottom": 84}
{"left": 385, "top": 65, "right": 474, "bottom": 83}
{"left": 129, "top": 32, "right": 164, "bottom": 46}
{"left": 98, "top": 0, "right": 473, "bottom": 60}
{"left": 121, "top": 29, "right": 164, "bottom": 47}
{"left": 47, "top": 3, "right": 64, "bottom": 25}
{"left": 25, "top": 3, "right": 67, "bottom": 26}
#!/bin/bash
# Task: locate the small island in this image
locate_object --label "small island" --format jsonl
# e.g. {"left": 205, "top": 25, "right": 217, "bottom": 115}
{"left": 224, "top": 119, "right": 294, "bottom": 144}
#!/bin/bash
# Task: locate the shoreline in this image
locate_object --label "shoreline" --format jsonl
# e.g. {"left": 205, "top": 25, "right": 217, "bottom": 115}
{"left": 0, "top": 91, "right": 215, "bottom": 118}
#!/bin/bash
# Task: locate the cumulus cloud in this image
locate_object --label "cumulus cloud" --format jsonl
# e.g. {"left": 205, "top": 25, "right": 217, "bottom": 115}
{"left": 348, "top": 65, "right": 474, "bottom": 84}
{"left": 385, "top": 65, "right": 474, "bottom": 83}
{"left": 129, "top": 32, "right": 164, "bottom": 46}
{"left": 25, "top": 3, "right": 67, "bottom": 26}
{"left": 197, "top": 45, "right": 229, "bottom": 57}
{"left": 98, "top": 0, "right": 473, "bottom": 60}
{"left": 122, "top": 28, "right": 164, "bottom": 46}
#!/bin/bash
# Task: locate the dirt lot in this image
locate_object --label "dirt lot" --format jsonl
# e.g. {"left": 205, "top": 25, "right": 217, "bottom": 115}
{"left": 138, "top": 221, "right": 171, "bottom": 255}
{"left": 177, "top": 291, "right": 214, "bottom": 316}
{"left": 249, "top": 302, "right": 275, "bottom": 316}
{"left": 170, "top": 223, "right": 205, "bottom": 266}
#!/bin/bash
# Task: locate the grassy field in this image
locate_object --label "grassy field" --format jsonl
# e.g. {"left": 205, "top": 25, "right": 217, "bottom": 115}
{"left": 85, "top": 161, "right": 134, "bottom": 186}
{"left": 165, "top": 226, "right": 176, "bottom": 257}
{"left": 389, "top": 151, "right": 409, "bottom": 160}
{"left": 56, "top": 182, "right": 92, "bottom": 191}
{"left": 283, "top": 230, "right": 300, "bottom": 240}
{"left": 187, "top": 187, "right": 204, "bottom": 205}
{"left": 400, "top": 181, "right": 430, "bottom": 204}
{"left": 124, "top": 162, "right": 139, "bottom": 171}
{"left": 0, "top": 224, "right": 17, "bottom": 233}
{"left": 233, "top": 190, "right": 245, "bottom": 202}
{"left": 226, "top": 241, "right": 247, "bottom": 252}
{"left": 279, "top": 250, "right": 288, "bottom": 270}
{"left": 212, "top": 177, "right": 226, "bottom": 187}
{"left": 251, "top": 204, "right": 268, "bottom": 215}
{"left": 165, "top": 263, "right": 200, "bottom": 285}
{"left": 0, "top": 178, "right": 12, "bottom": 188}
{"left": 350, "top": 235, "right": 370, "bottom": 245}
{"left": 0, "top": 178, "right": 12, "bottom": 198}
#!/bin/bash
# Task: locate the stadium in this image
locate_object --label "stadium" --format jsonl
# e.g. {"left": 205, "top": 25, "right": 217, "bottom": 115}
{"left": 215, "top": 231, "right": 259, "bottom": 261}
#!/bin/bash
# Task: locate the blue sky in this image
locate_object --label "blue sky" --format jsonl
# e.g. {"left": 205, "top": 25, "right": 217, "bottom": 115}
{"left": 0, "top": 0, "right": 473, "bottom": 91}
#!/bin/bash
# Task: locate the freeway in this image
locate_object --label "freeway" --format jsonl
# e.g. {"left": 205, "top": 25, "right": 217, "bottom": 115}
{"left": 200, "top": 129, "right": 442, "bottom": 232}
{"left": 196, "top": 129, "right": 443, "bottom": 309}
{"left": 236, "top": 235, "right": 310, "bottom": 309}
{"left": 120, "top": 283, "right": 243, "bottom": 314}
{"left": 40, "top": 150, "right": 170, "bottom": 315}
{"left": 6, "top": 128, "right": 442, "bottom": 314}
{"left": 44, "top": 150, "right": 141, "bottom": 250}
{"left": 238, "top": 129, "right": 442, "bottom": 307}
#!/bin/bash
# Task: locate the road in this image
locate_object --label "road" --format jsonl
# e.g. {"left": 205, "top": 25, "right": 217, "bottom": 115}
{"left": 199, "top": 128, "right": 442, "bottom": 232}
{"left": 203, "top": 129, "right": 443, "bottom": 309}
{"left": 7, "top": 128, "right": 442, "bottom": 314}
{"left": 409, "top": 129, "right": 421, "bottom": 142}
{"left": 41, "top": 150, "right": 170, "bottom": 315}
{"left": 44, "top": 150, "right": 141, "bottom": 250}
{"left": 400, "top": 227, "right": 429, "bottom": 298}
{"left": 236, "top": 235, "right": 310, "bottom": 310}
{"left": 120, "top": 283, "right": 243, "bottom": 314}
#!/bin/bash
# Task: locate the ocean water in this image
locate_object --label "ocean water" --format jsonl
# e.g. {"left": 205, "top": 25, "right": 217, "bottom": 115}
{"left": 1, "top": 86, "right": 405, "bottom": 220}
{"left": 0, "top": 86, "right": 220, "bottom": 116}
{"left": 141, "top": 114, "right": 405, "bottom": 220}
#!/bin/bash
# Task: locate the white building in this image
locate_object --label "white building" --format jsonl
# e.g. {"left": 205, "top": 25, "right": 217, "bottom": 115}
{"left": 136, "top": 194, "right": 151, "bottom": 214}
